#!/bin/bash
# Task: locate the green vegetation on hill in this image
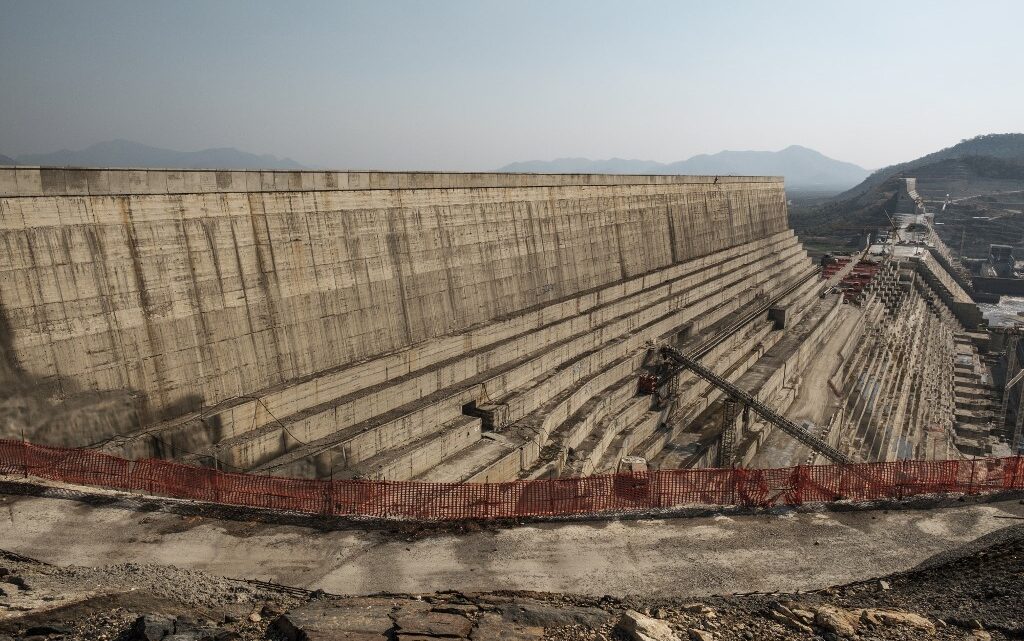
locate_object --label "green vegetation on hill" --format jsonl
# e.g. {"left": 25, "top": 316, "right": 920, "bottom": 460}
{"left": 791, "top": 177, "right": 902, "bottom": 255}
{"left": 793, "top": 134, "right": 1024, "bottom": 256}
{"left": 835, "top": 134, "right": 1024, "bottom": 200}
{"left": 959, "top": 155, "right": 1024, "bottom": 180}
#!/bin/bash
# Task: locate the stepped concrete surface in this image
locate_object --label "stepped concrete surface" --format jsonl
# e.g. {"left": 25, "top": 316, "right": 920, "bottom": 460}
{"left": 1, "top": 166, "right": 1001, "bottom": 481}
{"left": 1, "top": 167, "right": 813, "bottom": 478}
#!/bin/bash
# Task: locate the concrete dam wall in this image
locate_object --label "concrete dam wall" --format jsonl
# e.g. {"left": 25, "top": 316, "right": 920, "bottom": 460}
{"left": 1, "top": 167, "right": 807, "bottom": 480}
{"left": 1, "top": 169, "right": 788, "bottom": 415}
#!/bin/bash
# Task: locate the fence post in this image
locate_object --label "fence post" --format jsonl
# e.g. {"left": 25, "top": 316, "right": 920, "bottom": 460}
{"left": 485, "top": 481, "right": 492, "bottom": 520}
{"left": 210, "top": 464, "right": 221, "bottom": 503}
{"left": 734, "top": 468, "right": 747, "bottom": 507}
{"left": 968, "top": 458, "right": 977, "bottom": 495}
{"left": 322, "top": 465, "right": 334, "bottom": 517}
{"left": 126, "top": 459, "right": 135, "bottom": 495}
{"left": 899, "top": 459, "right": 907, "bottom": 500}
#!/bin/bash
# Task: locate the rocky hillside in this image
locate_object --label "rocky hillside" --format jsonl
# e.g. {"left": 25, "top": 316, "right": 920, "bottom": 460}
{"left": 836, "top": 134, "right": 1024, "bottom": 201}
{"left": 793, "top": 134, "right": 1024, "bottom": 255}
{"left": 790, "top": 176, "right": 904, "bottom": 254}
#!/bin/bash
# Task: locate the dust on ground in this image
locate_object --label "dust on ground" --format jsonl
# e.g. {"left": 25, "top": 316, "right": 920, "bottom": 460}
{"left": 1, "top": 523, "right": 1021, "bottom": 641}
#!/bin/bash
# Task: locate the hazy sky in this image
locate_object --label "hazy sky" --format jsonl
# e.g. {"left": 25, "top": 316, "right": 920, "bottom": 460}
{"left": 1, "top": 0, "right": 1022, "bottom": 170}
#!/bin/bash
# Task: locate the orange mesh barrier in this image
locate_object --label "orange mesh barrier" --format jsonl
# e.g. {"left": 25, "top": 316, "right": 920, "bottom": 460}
{"left": 1, "top": 440, "right": 1021, "bottom": 521}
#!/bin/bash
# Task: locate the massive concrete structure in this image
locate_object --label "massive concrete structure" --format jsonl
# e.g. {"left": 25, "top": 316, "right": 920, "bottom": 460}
{"left": 0, "top": 167, "right": 1002, "bottom": 482}
{"left": 0, "top": 169, "right": 785, "bottom": 417}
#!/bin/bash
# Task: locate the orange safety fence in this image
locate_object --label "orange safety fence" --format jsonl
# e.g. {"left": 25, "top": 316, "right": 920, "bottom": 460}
{"left": 1, "top": 439, "right": 1022, "bottom": 521}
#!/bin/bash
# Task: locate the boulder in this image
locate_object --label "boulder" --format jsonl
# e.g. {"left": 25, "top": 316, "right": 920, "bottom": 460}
{"left": 681, "top": 604, "right": 713, "bottom": 615}
{"left": 495, "top": 602, "right": 610, "bottom": 628}
{"left": 126, "top": 615, "right": 175, "bottom": 641}
{"left": 260, "top": 604, "right": 284, "bottom": 619}
{"left": 431, "top": 603, "right": 479, "bottom": 616}
{"left": 813, "top": 605, "right": 858, "bottom": 638}
{"left": 615, "top": 610, "right": 681, "bottom": 641}
{"left": 470, "top": 613, "right": 544, "bottom": 641}
{"left": 768, "top": 609, "right": 812, "bottom": 633}
{"left": 392, "top": 610, "right": 473, "bottom": 638}
{"left": 273, "top": 599, "right": 396, "bottom": 641}
{"left": 769, "top": 601, "right": 814, "bottom": 632}
{"left": 860, "top": 609, "right": 935, "bottom": 635}
{"left": 790, "top": 608, "right": 815, "bottom": 624}
{"left": 3, "top": 575, "right": 28, "bottom": 591}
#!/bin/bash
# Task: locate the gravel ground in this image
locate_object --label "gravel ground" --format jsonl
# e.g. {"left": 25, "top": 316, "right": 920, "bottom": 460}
{"left": 0, "top": 551, "right": 304, "bottom": 640}
{"left": 1, "top": 524, "right": 1020, "bottom": 640}
{"left": 5, "top": 482, "right": 1023, "bottom": 602}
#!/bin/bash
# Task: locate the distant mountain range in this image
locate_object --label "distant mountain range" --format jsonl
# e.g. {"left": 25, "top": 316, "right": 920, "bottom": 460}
{"left": 1, "top": 141, "right": 875, "bottom": 191}
{"left": 0, "top": 140, "right": 306, "bottom": 170}
{"left": 497, "top": 145, "right": 871, "bottom": 191}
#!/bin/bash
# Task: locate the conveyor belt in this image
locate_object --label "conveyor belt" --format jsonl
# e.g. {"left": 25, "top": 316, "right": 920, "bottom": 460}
{"left": 661, "top": 346, "right": 852, "bottom": 464}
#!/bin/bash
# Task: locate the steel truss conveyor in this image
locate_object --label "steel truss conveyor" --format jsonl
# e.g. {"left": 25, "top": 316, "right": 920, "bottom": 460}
{"left": 659, "top": 346, "right": 853, "bottom": 464}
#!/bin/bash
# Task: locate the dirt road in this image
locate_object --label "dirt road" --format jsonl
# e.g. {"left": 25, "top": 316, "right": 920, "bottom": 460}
{"left": 1, "top": 482, "right": 1021, "bottom": 599}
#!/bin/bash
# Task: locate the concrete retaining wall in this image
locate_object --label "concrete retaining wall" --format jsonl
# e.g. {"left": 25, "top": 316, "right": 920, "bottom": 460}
{"left": 0, "top": 169, "right": 789, "bottom": 426}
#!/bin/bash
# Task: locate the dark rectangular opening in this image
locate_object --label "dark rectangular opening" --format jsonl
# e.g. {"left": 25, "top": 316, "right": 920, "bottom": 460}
{"left": 675, "top": 324, "right": 694, "bottom": 348}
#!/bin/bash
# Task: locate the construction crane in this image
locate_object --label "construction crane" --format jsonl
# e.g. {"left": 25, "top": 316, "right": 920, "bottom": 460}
{"left": 881, "top": 209, "right": 902, "bottom": 245}
{"left": 658, "top": 345, "right": 853, "bottom": 464}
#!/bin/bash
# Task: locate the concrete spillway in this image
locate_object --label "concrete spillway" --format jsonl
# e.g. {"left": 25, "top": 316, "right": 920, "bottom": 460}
{"left": 0, "top": 167, "right": 997, "bottom": 480}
